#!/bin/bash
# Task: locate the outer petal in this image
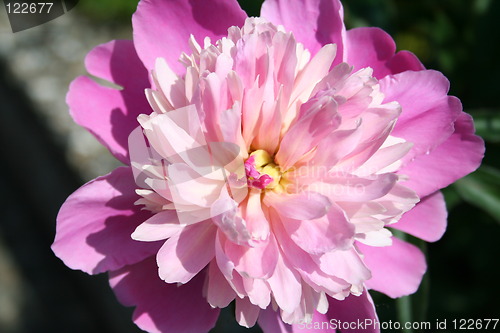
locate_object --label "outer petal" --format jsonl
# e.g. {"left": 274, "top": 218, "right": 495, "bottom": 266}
{"left": 345, "top": 27, "right": 424, "bottom": 79}
{"left": 315, "top": 291, "right": 379, "bottom": 333}
{"left": 68, "top": 40, "right": 151, "bottom": 164}
{"left": 261, "top": 0, "right": 346, "bottom": 64}
{"left": 398, "top": 112, "right": 485, "bottom": 197}
{"left": 391, "top": 191, "right": 447, "bottom": 242}
{"left": 381, "top": 70, "right": 461, "bottom": 166}
{"left": 110, "top": 258, "right": 219, "bottom": 333}
{"left": 52, "top": 167, "right": 161, "bottom": 274}
{"left": 132, "top": 0, "right": 247, "bottom": 73}
{"left": 358, "top": 237, "right": 427, "bottom": 298}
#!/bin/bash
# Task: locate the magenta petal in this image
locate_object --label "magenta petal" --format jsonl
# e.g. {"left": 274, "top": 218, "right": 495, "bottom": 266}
{"left": 261, "top": 0, "right": 346, "bottom": 64}
{"left": 318, "top": 290, "right": 380, "bottom": 333}
{"left": 132, "top": 0, "right": 247, "bottom": 73}
{"left": 381, "top": 70, "right": 461, "bottom": 165}
{"left": 110, "top": 257, "right": 219, "bottom": 333}
{"left": 398, "top": 112, "right": 485, "bottom": 197}
{"left": 52, "top": 167, "right": 162, "bottom": 274}
{"left": 68, "top": 40, "right": 150, "bottom": 164}
{"left": 258, "top": 307, "right": 293, "bottom": 333}
{"left": 391, "top": 191, "right": 447, "bottom": 242}
{"left": 358, "top": 237, "right": 427, "bottom": 298}
{"left": 345, "top": 27, "right": 424, "bottom": 79}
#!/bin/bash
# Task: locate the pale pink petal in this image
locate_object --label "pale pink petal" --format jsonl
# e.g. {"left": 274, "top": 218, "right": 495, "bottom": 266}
{"left": 206, "top": 260, "right": 236, "bottom": 308}
{"left": 265, "top": 192, "right": 331, "bottom": 220}
{"left": 282, "top": 204, "right": 354, "bottom": 255}
{"left": 261, "top": 0, "right": 346, "bottom": 64}
{"left": 110, "top": 258, "right": 219, "bottom": 333}
{"left": 242, "top": 189, "right": 271, "bottom": 241}
{"left": 311, "top": 173, "right": 399, "bottom": 202}
{"left": 315, "top": 248, "right": 371, "bottom": 285}
{"left": 52, "top": 167, "right": 161, "bottom": 274}
{"left": 243, "top": 276, "right": 272, "bottom": 309}
{"left": 277, "top": 92, "right": 340, "bottom": 169}
{"left": 345, "top": 27, "right": 424, "bottom": 79}
{"left": 391, "top": 191, "right": 447, "bottom": 242}
{"left": 68, "top": 40, "right": 150, "bottom": 164}
{"left": 131, "top": 210, "right": 184, "bottom": 242}
{"left": 132, "top": 0, "right": 247, "bottom": 72}
{"left": 398, "top": 112, "right": 485, "bottom": 197}
{"left": 267, "top": 253, "right": 302, "bottom": 314}
{"left": 224, "top": 234, "right": 279, "bottom": 279}
{"left": 380, "top": 70, "right": 461, "bottom": 165}
{"left": 235, "top": 297, "right": 261, "bottom": 328}
{"left": 157, "top": 222, "right": 216, "bottom": 284}
{"left": 358, "top": 237, "right": 427, "bottom": 298}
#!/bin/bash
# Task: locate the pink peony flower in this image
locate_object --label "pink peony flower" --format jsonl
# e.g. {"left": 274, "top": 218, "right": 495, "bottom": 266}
{"left": 52, "top": 0, "right": 484, "bottom": 332}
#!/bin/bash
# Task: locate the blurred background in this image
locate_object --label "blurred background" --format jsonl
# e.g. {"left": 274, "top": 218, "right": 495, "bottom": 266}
{"left": 0, "top": 0, "right": 499, "bottom": 332}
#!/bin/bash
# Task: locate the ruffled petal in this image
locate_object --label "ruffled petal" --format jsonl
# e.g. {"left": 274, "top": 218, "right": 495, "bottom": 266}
{"left": 132, "top": 0, "right": 247, "bottom": 73}
{"left": 68, "top": 40, "right": 150, "bottom": 164}
{"left": 261, "top": 0, "right": 346, "bottom": 65}
{"left": 358, "top": 237, "right": 427, "bottom": 298}
{"left": 391, "top": 191, "right": 447, "bottom": 242}
{"left": 345, "top": 27, "right": 424, "bottom": 79}
{"left": 52, "top": 167, "right": 161, "bottom": 274}
{"left": 110, "top": 258, "right": 219, "bottom": 333}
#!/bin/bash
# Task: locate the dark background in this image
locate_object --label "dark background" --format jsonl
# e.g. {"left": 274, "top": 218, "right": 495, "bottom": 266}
{"left": 0, "top": 0, "right": 499, "bottom": 332}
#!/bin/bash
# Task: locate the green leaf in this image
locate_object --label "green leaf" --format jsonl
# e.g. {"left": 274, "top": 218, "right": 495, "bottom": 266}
{"left": 470, "top": 109, "right": 500, "bottom": 142}
{"left": 453, "top": 165, "right": 500, "bottom": 223}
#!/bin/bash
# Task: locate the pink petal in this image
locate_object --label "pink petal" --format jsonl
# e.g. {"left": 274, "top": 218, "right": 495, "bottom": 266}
{"left": 206, "top": 260, "right": 236, "bottom": 308}
{"left": 258, "top": 307, "right": 293, "bottom": 333}
{"left": 235, "top": 297, "right": 261, "bottom": 328}
{"left": 398, "top": 112, "right": 485, "bottom": 197}
{"left": 267, "top": 253, "right": 302, "bottom": 314}
{"left": 131, "top": 210, "right": 185, "bottom": 242}
{"left": 380, "top": 70, "right": 461, "bottom": 166}
{"left": 277, "top": 91, "right": 340, "bottom": 169}
{"left": 265, "top": 192, "right": 331, "bottom": 220}
{"left": 157, "top": 221, "right": 216, "bottom": 284}
{"left": 132, "top": 0, "right": 247, "bottom": 73}
{"left": 358, "top": 237, "right": 427, "bottom": 298}
{"left": 391, "top": 191, "right": 447, "bottom": 242}
{"left": 52, "top": 167, "right": 161, "bottom": 274}
{"left": 282, "top": 204, "right": 354, "bottom": 255}
{"left": 68, "top": 40, "right": 150, "bottom": 164}
{"left": 261, "top": 0, "right": 346, "bottom": 65}
{"left": 224, "top": 234, "right": 279, "bottom": 279}
{"left": 110, "top": 258, "right": 219, "bottom": 333}
{"left": 315, "top": 248, "right": 371, "bottom": 285}
{"left": 345, "top": 27, "right": 424, "bottom": 79}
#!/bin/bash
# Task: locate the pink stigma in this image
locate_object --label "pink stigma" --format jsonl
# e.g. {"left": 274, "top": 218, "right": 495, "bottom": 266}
{"left": 244, "top": 156, "right": 273, "bottom": 189}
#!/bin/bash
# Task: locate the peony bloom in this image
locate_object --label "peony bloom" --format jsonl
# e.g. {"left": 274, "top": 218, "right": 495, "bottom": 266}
{"left": 52, "top": 0, "right": 484, "bottom": 332}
